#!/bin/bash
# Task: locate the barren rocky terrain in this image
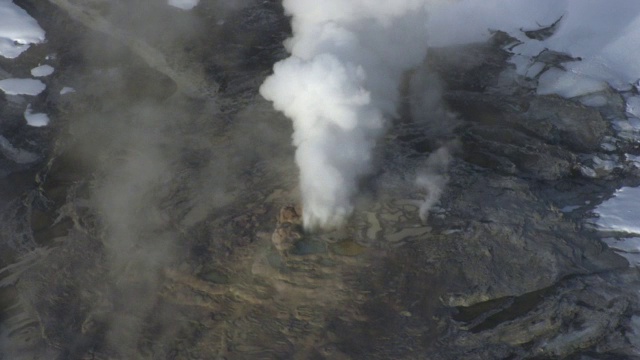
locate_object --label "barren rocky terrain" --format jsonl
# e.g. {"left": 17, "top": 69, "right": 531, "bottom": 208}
{"left": 1, "top": 1, "right": 640, "bottom": 359}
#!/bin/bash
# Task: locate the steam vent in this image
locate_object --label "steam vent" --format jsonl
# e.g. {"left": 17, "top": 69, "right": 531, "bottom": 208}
{"left": 1, "top": 0, "right": 640, "bottom": 359}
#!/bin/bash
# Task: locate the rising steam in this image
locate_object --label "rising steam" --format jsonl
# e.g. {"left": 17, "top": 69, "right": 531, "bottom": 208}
{"left": 416, "top": 145, "right": 453, "bottom": 222}
{"left": 260, "top": 0, "right": 433, "bottom": 229}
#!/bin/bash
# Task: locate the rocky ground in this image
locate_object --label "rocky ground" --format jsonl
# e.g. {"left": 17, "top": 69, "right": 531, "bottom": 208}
{"left": 1, "top": 1, "right": 640, "bottom": 359}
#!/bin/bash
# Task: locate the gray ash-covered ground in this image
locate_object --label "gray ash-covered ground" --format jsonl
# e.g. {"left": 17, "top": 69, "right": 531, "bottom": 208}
{"left": 1, "top": 1, "right": 640, "bottom": 359}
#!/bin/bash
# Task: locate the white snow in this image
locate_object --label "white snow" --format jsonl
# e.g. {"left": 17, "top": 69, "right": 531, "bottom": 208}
{"left": 593, "top": 187, "right": 640, "bottom": 266}
{"left": 0, "top": 78, "right": 45, "bottom": 95}
{"left": 594, "top": 187, "right": 640, "bottom": 235}
{"left": 603, "top": 238, "right": 640, "bottom": 267}
{"left": 626, "top": 96, "right": 640, "bottom": 118}
{"left": 427, "top": 0, "right": 640, "bottom": 98}
{"left": 592, "top": 155, "right": 618, "bottom": 172}
{"left": 23, "top": 104, "right": 49, "bottom": 127}
{"left": 603, "top": 237, "right": 640, "bottom": 254}
{"left": 0, "top": 0, "right": 45, "bottom": 59}
{"left": 613, "top": 117, "right": 640, "bottom": 133}
{"left": 580, "top": 166, "right": 597, "bottom": 178}
{"left": 524, "top": 62, "right": 546, "bottom": 79}
{"left": 600, "top": 143, "right": 616, "bottom": 152}
{"left": 60, "top": 86, "right": 75, "bottom": 95}
{"left": 30, "top": 64, "right": 54, "bottom": 77}
{"left": 167, "top": 0, "right": 199, "bottom": 10}
{"left": 579, "top": 94, "right": 609, "bottom": 107}
{"left": 626, "top": 154, "right": 640, "bottom": 168}
{"left": 537, "top": 68, "right": 608, "bottom": 98}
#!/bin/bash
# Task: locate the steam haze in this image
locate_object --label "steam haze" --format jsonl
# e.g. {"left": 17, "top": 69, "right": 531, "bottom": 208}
{"left": 260, "top": 0, "right": 433, "bottom": 229}
{"left": 4, "top": 0, "right": 640, "bottom": 358}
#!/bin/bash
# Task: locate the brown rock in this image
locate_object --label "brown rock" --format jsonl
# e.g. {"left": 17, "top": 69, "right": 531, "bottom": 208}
{"left": 272, "top": 205, "right": 304, "bottom": 254}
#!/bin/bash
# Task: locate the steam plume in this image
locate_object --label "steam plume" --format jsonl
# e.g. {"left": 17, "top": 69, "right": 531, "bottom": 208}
{"left": 260, "top": 0, "right": 431, "bottom": 229}
{"left": 416, "top": 146, "right": 453, "bottom": 222}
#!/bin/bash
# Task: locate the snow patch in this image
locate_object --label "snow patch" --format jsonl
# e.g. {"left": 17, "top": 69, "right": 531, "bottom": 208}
{"left": 603, "top": 238, "right": 640, "bottom": 267}
{"left": 594, "top": 187, "right": 640, "bottom": 235}
{"left": 613, "top": 118, "right": 640, "bottom": 133}
{"left": 24, "top": 104, "right": 49, "bottom": 127}
{"left": 60, "top": 86, "right": 75, "bottom": 95}
{"left": 525, "top": 62, "right": 546, "bottom": 79}
{"left": 626, "top": 154, "right": 640, "bottom": 168}
{"left": 427, "top": 0, "right": 640, "bottom": 98}
{"left": 579, "top": 94, "right": 609, "bottom": 107}
{"left": 0, "top": 78, "right": 45, "bottom": 95}
{"left": 0, "top": 0, "right": 46, "bottom": 59}
{"left": 30, "top": 64, "right": 54, "bottom": 77}
{"left": 167, "top": 0, "right": 199, "bottom": 10}
{"left": 537, "top": 68, "right": 607, "bottom": 98}
{"left": 603, "top": 237, "right": 640, "bottom": 254}
{"left": 626, "top": 96, "right": 640, "bottom": 118}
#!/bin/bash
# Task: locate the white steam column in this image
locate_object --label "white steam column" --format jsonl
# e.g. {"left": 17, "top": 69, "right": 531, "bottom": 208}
{"left": 260, "top": 0, "right": 430, "bottom": 229}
